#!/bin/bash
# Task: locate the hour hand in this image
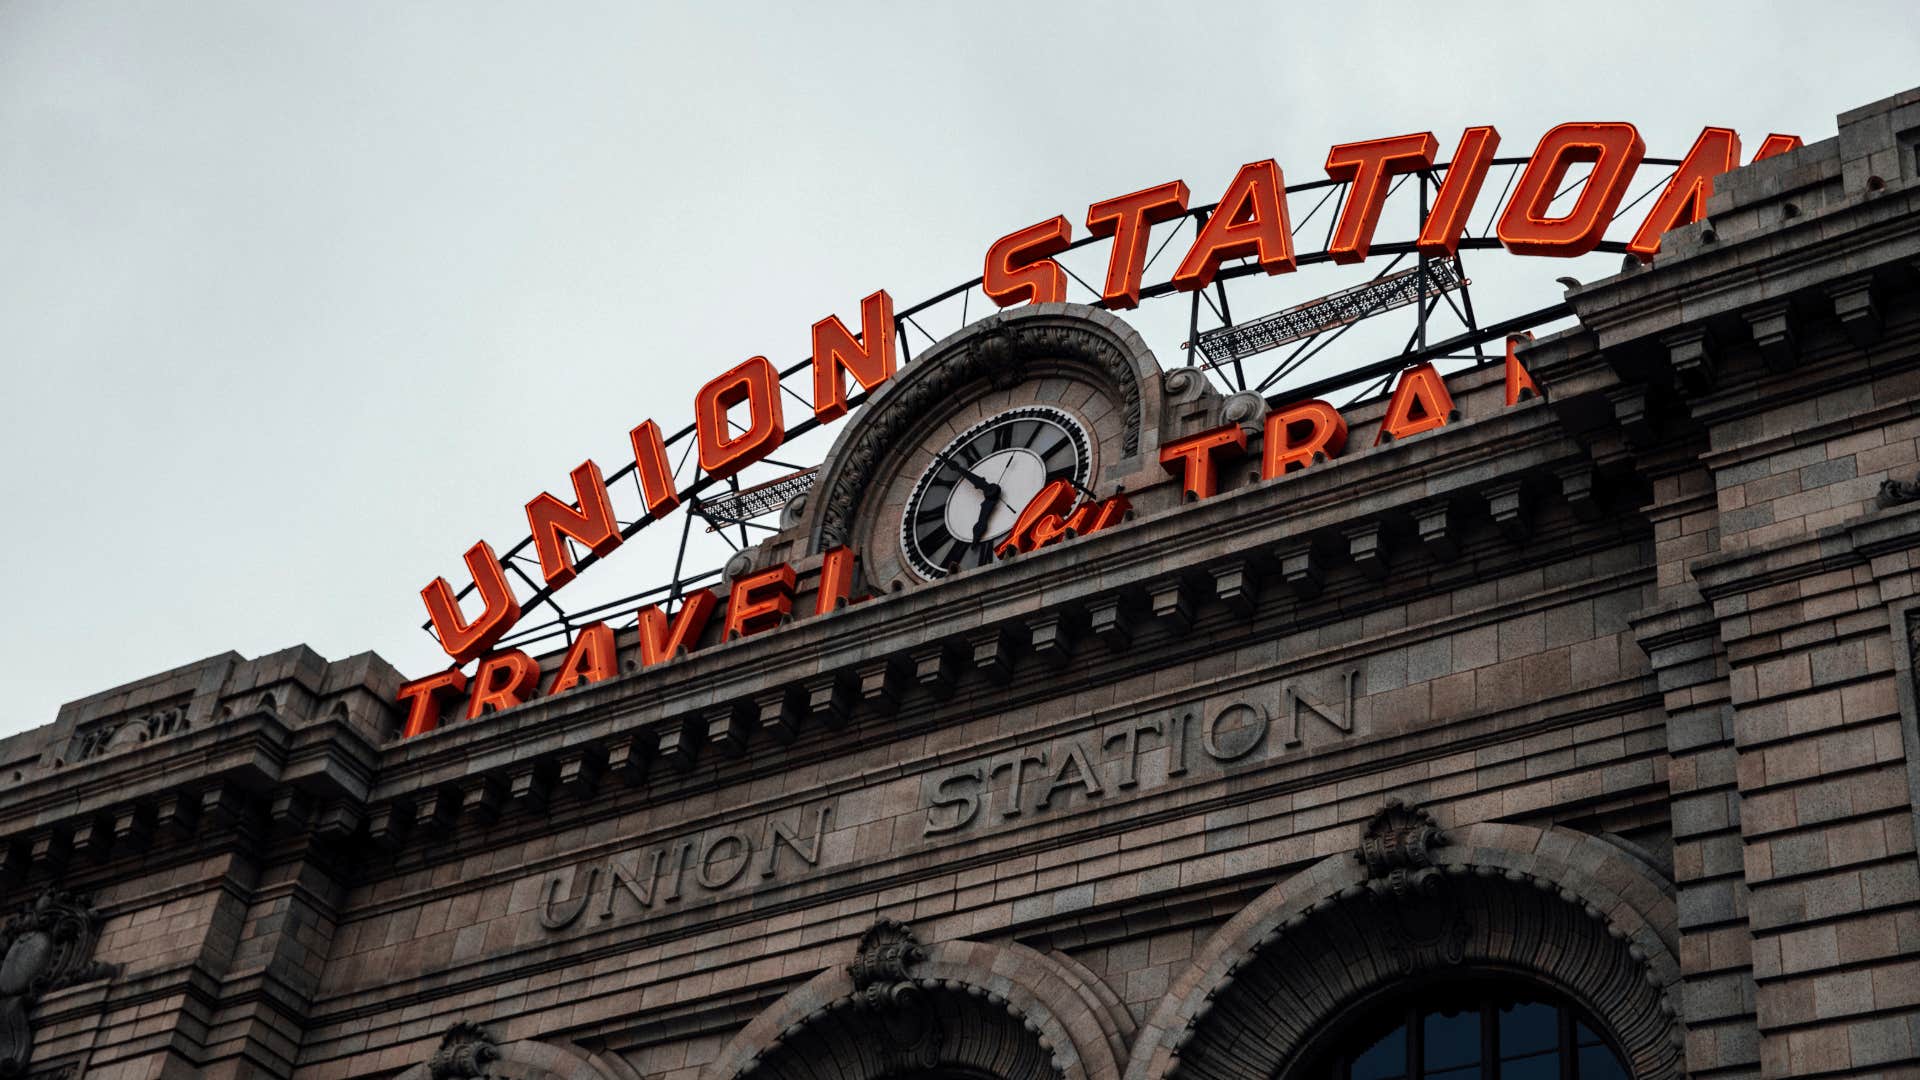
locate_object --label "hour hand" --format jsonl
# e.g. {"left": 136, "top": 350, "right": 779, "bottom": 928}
{"left": 971, "top": 493, "right": 996, "bottom": 542}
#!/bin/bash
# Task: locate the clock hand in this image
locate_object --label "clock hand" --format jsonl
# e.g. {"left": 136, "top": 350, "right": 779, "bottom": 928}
{"left": 928, "top": 446, "right": 997, "bottom": 496}
{"left": 971, "top": 488, "right": 998, "bottom": 542}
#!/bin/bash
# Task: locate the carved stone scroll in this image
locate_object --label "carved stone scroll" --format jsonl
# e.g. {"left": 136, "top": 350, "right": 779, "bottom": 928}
{"left": 0, "top": 890, "right": 116, "bottom": 1078}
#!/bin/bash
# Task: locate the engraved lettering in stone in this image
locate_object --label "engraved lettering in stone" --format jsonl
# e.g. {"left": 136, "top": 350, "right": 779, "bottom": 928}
{"left": 1036, "top": 740, "right": 1103, "bottom": 809}
{"left": 539, "top": 867, "right": 600, "bottom": 930}
{"left": 543, "top": 800, "right": 840, "bottom": 935}
{"left": 1102, "top": 716, "right": 1164, "bottom": 789}
{"left": 1202, "top": 701, "right": 1268, "bottom": 762}
{"left": 662, "top": 840, "right": 693, "bottom": 902}
{"left": 1167, "top": 710, "right": 1192, "bottom": 777}
{"left": 697, "top": 832, "right": 752, "bottom": 890}
{"left": 911, "top": 671, "right": 1366, "bottom": 842}
{"left": 601, "top": 848, "right": 668, "bottom": 919}
{"left": 987, "top": 749, "right": 1048, "bottom": 819}
{"left": 1282, "top": 669, "right": 1359, "bottom": 746}
{"left": 758, "top": 804, "right": 832, "bottom": 879}
{"left": 925, "top": 769, "right": 983, "bottom": 835}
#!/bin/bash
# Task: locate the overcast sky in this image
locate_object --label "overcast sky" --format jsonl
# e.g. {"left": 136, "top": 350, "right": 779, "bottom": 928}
{"left": 2, "top": 2, "right": 1915, "bottom": 737}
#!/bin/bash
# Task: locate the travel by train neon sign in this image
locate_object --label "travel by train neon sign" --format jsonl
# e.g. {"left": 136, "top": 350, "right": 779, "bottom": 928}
{"left": 397, "top": 122, "right": 1801, "bottom": 736}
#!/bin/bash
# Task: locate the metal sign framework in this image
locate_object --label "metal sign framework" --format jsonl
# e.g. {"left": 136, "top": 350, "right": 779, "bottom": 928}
{"left": 1194, "top": 259, "right": 1468, "bottom": 370}
{"left": 433, "top": 154, "right": 1684, "bottom": 660}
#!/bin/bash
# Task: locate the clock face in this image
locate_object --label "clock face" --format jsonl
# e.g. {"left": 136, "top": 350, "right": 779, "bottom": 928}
{"left": 900, "top": 406, "right": 1093, "bottom": 579}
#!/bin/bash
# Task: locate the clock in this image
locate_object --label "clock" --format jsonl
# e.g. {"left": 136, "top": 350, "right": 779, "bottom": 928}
{"left": 900, "top": 406, "right": 1093, "bottom": 579}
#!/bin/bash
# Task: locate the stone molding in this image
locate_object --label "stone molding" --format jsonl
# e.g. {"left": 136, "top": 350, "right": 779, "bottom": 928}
{"left": 1127, "top": 819, "right": 1684, "bottom": 1080}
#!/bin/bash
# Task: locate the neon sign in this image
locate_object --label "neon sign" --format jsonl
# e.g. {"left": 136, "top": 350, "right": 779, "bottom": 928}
{"left": 399, "top": 122, "right": 1800, "bottom": 734}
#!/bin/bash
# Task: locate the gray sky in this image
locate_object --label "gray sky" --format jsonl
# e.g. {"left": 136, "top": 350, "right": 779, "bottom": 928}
{"left": 3, "top": 1, "right": 1916, "bottom": 736}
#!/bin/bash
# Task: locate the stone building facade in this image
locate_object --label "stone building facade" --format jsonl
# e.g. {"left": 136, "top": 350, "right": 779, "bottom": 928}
{"left": 2, "top": 88, "right": 1919, "bottom": 1079}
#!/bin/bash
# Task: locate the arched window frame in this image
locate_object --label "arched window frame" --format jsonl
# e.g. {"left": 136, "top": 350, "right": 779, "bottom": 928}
{"left": 1300, "top": 975, "right": 1632, "bottom": 1080}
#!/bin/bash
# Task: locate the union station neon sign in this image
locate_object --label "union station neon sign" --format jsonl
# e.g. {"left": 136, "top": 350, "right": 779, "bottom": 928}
{"left": 396, "top": 122, "right": 1801, "bottom": 737}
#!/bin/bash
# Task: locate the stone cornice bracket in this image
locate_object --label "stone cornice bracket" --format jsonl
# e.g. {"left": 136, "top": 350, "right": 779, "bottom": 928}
{"left": 1354, "top": 799, "right": 1450, "bottom": 900}
{"left": 427, "top": 1021, "right": 499, "bottom": 1080}
{"left": 1742, "top": 299, "right": 1802, "bottom": 373}
{"left": 1825, "top": 274, "right": 1884, "bottom": 348}
{"left": 0, "top": 888, "right": 117, "bottom": 1078}
{"left": 1663, "top": 327, "right": 1719, "bottom": 397}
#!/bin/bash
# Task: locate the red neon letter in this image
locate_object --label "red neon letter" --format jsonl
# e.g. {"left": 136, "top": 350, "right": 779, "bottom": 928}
{"left": 636, "top": 589, "right": 717, "bottom": 667}
{"left": 421, "top": 540, "right": 523, "bottom": 665}
{"left": 1262, "top": 400, "right": 1349, "bottom": 478}
{"left": 812, "top": 290, "right": 897, "bottom": 423}
{"left": 550, "top": 622, "right": 618, "bottom": 696}
{"left": 1497, "top": 123, "right": 1646, "bottom": 257}
{"left": 815, "top": 545, "right": 863, "bottom": 616}
{"left": 396, "top": 669, "right": 467, "bottom": 739}
{"left": 466, "top": 649, "right": 541, "bottom": 720}
{"left": 1325, "top": 133, "right": 1438, "bottom": 264}
{"left": 1087, "top": 180, "right": 1189, "bottom": 309}
{"left": 984, "top": 216, "right": 1072, "bottom": 308}
{"left": 1751, "top": 134, "right": 1801, "bottom": 162}
{"left": 1174, "top": 160, "right": 1296, "bottom": 290}
{"left": 696, "top": 356, "right": 785, "bottom": 481}
{"left": 1159, "top": 423, "right": 1248, "bottom": 501}
{"left": 723, "top": 564, "right": 797, "bottom": 640}
{"left": 1417, "top": 126, "right": 1501, "bottom": 257}
{"left": 1505, "top": 333, "right": 1543, "bottom": 406}
{"left": 996, "top": 479, "right": 1078, "bottom": 558}
{"left": 629, "top": 419, "right": 681, "bottom": 519}
{"left": 525, "top": 460, "right": 621, "bottom": 589}
{"left": 1626, "top": 127, "right": 1740, "bottom": 262}
{"left": 1080, "top": 493, "right": 1131, "bottom": 534}
{"left": 1374, "top": 363, "right": 1457, "bottom": 445}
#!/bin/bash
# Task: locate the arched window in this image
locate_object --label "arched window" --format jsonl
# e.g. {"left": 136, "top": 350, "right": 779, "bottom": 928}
{"left": 1307, "top": 981, "right": 1630, "bottom": 1080}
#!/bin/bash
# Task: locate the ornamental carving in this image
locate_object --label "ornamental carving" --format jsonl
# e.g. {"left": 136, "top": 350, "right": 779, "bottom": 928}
{"left": 1908, "top": 609, "right": 1919, "bottom": 702}
{"left": 428, "top": 1021, "right": 500, "bottom": 1079}
{"left": 1878, "top": 470, "right": 1920, "bottom": 508}
{"left": 1162, "top": 366, "right": 1211, "bottom": 405}
{"left": 1352, "top": 800, "right": 1468, "bottom": 975}
{"left": 815, "top": 312, "right": 1148, "bottom": 549}
{"left": 845, "top": 919, "right": 939, "bottom": 1065}
{"left": 0, "top": 890, "right": 117, "bottom": 1078}
{"left": 1354, "top": 798, "right": 1449, "bottom": 899}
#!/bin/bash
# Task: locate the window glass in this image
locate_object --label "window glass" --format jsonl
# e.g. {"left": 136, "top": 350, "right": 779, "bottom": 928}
{"left": 1499, "top": 1001, "right": 1558, "bottom": 1058}
{"left": 1350, "top": 1022, "right": 1408, "bottom": 1080}
{"left": 1421, "top": 1007, "right": 1480, "bottom": 1078}
{"left": 1312, "top": 982, "right": 1629, "bottom": 1080}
